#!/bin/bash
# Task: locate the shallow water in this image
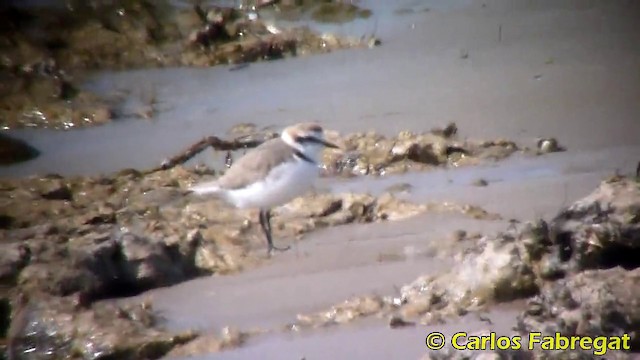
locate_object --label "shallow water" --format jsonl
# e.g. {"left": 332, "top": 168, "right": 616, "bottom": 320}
{"left": 325, "top": 145, "right": 639, "bottom": 198}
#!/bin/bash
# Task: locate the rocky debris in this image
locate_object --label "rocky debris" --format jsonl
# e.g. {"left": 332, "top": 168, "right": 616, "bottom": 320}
{"left": 183, "top": 4, "right": 377, "bottom": 67}
{"left": 517, "top": 267, "right": 640, "bottom": 353}
{"left": 536, "top": 138, "right": 565, "bottom": 154}
{"left": 472, "top": 178, "right": 489, "bottom": 187}
{"left": 0, "top": 133, "right": 40, "bottom": 165}
{"left": 228, "top": 122, "right": 259, "bottom": 136}
{"left": 9, "top": 228, "right": 201, "bottom": 302}
{"left": 1, "top": 156, "right": 502, "bottom": 359}
{"left": 0, "top": 242, "right": 30, "bottom": 286}
{"left": 4, "top": 125, "right": 626, "bottom": 358}
{"left": 388, "top": 315, "right": 415, "bottom": 328}
{"left": 321, "top": 123, "right": 528, "bottom": 177}
{"left": 165, "top": 327, "right": 265, "bottom": 358}
{"left": 0, "top": 58, "right": 115, "bottom": 130}
{"left": 289, "top": 220, "right": 541, "bottom": 329}
{"left": 0, "top": 1, "right": 377, "bottom": 130}
{"left": 150, "top": 123, "right": 555, "bottom": 179}
{"left": 547, "top": 175, "right": 640, "bottom": 273}
{"left": 292, "top": 295, "right": 387, "bottom": 329}
{"left": 185, "top": 190, "right": 500, "bottom": 253}
{"left": 1, "top": 160, "right": 496, "bottom": 301}
{"left": 5, "top": 294, "right": 196, "bottom": 360}
{"left": 289, "top": 176, "right": 640, "bottom": 343}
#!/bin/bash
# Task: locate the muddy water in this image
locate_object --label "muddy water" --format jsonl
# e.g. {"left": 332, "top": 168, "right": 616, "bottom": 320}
{"left": 2, "top": 0, "right": 639, "bottom": 177}
{"left": 2, "top": 0, "right": 640, "bottom": 359}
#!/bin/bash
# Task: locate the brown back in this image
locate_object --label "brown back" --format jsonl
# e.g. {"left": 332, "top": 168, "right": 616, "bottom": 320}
{"left": 216, "top": 138, "right": 296, "bottom": 190}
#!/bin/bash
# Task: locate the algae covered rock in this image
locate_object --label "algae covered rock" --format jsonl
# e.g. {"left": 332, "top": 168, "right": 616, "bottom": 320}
{"left": 6, "top": 294, "right": 195, "bottom": 360}
{"left": 548, "top": 176, "right": 640, "bottom": 272}
{"left": 292, "top": 176, "right": 640, "bottom": 335}
{"left": 323, "top": 124, "right": 524, "bottom": 177}
{"left": 517, "top": 267, "right": 640, "bottom": 353}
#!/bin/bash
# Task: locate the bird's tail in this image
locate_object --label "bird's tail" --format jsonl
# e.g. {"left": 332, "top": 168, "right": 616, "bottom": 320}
{"left": 149, "top": 182, "right": 220, "bottom": 209}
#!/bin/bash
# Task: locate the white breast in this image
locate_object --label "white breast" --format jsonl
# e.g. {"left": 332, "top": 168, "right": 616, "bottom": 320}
{"left": 224, "top": 159, "right": 320, "bottom": 209}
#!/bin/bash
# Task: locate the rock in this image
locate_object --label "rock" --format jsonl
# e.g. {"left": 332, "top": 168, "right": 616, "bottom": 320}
{"left": 375, "top": 193, "right": 428, "bottom": 221}
{"left": 40, "top": 184, "right": 73, "bottom": 201}
{"left": 0, "top": 3, "right": 376, "bottom": 131}
{"left": 0, "top": 242, "right": 30, "bottom": 286}
{"left": 536, "top": 138, "right": 565, "bottom": 154}
{"left": 0, "top": 133, "right": 40, "bottom": 165}
{"left": 228, "top": 122, "right": 257, "bottom": 136}
{"left": 6, "top": 224, "right": 58, "bottom": 241}
{"left": 394, "top": 232, "right": 539, "bottom": 324}
{"left": 548, "top": 176, "right": 640, "bottom": 272}
{"left": 517, "top": 267, "right": 640, "bottom": 355}
{"left": 295, "top": 295, "right": 385, "bottom": 329}
{"left": 321, "top": 126, "right": 524, "bottom": 177}
{"left": 165, "top": 327, "right": 261, "bottom": 358}
{"left": 472, "top": 178, "right": 489, "bottom": 187}
{"left": 430, "top": 122, "right": 458, "bottom": 138}
{"left": 0, "top": 214, "right": 14, "bottom": 229}
{"left": 6, "top": 294, "right": 196, "bottom": 360}
{"left": 0, "top": 295, "right": 10, "bottom": 338}
{"left": 388, "top": 315, "right": 415, "bottom": 328}
{"left": 116, "top": 231, "right": 198, "bottom": 291}
{"left": 81, "top": 205, "right": 117, "bottom": 225}
{"left": 15, "top": 228, "right": 201, "bottom": 302}
{"left": 450, "top": 229, "right": 467, "bottom": 242}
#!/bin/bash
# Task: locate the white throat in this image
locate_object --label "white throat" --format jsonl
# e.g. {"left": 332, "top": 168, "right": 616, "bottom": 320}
{"left": 281, "top": 131, "right": 302, "bottom": 152}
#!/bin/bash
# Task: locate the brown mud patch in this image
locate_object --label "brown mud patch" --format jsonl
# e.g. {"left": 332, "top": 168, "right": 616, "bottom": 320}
{"left": 0, "top": 1, "right": 378, "bottom": 130}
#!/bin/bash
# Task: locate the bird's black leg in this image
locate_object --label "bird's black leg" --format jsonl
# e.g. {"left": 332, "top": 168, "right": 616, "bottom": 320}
{"left": 259, "top": 209, "right": 290, "bottom": 255}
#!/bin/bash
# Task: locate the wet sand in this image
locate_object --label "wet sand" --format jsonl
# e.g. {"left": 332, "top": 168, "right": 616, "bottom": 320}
{"left": 3, "top": 0, "right": 640, "bottom": 359}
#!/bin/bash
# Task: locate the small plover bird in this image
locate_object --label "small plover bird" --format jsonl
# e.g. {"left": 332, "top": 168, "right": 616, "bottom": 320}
{"left": 189, "top": 122, "right": 339, "bottom": 254}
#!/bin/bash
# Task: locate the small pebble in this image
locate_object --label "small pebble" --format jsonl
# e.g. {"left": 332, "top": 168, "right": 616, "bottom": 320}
{"left": 472, "top": 178, "right": 489, "bottom": 187}
{"left": 389, "top": 315, "right": 415, "bottom": 328}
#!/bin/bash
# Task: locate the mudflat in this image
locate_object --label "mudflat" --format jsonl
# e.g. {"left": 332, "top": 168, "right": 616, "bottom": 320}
{"left": 1, "top": 0, "right": 639, "bottom": 359}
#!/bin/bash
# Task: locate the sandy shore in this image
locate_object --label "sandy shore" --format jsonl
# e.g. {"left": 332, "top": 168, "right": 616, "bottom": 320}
{"left": 3, "top": 0, "right": 640, "bottom": 359}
